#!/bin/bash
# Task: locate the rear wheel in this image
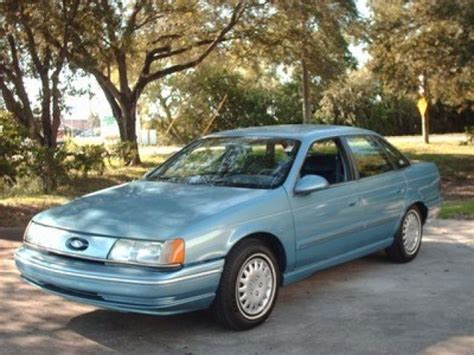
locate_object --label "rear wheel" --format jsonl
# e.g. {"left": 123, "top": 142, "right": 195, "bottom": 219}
{"left": 386, "top": 205, "right": 423, "bottom": 262}
{"left": 211, "top": 239, "right": 280, "bottom": 330}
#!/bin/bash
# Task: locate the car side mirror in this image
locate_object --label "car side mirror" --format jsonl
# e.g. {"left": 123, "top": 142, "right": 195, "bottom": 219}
{"left": 294, "top": 175, "right": 329, "bottom": 195}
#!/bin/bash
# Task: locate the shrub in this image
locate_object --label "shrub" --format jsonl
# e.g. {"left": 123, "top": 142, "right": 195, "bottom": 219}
{"left": 110, "top": 141, "right": 136, "bottom": 165}
{"left": 0, "top": 112, "right": 29, "bottom": 185}
{"left": 27, "top": 144, "right": 70, "bottom": 192}
{"left": 0, "top": 112, "right": 113, "bottom": 192}
{"left": 67, "top": 143, "right": 108, "bottom": 177}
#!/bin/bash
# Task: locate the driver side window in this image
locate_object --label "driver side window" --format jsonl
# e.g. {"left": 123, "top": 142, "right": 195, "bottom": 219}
{"left": 300, "top": 139, "right": 348, "bottom": 185}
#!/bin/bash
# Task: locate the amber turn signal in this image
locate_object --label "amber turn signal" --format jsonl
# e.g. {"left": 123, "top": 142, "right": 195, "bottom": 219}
{"left": 162, "top": 238, "right": 185, "bottom": 265}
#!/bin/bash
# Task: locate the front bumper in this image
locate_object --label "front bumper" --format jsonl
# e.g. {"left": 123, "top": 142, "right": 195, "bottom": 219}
{"left": 15, "top": 245, "right": 223, "bottom": 315}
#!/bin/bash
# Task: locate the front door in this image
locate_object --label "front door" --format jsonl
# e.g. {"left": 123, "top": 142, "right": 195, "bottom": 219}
{"left": 288, "top": 138, "right": 366, "bottom": 269}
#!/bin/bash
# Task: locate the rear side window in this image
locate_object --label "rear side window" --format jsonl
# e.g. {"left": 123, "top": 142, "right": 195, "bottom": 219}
{"left": 345, "top": 136, "right": 393, "bottom": 178}
{"left": 374, "top": 136, "right": 410, "bottom": 169}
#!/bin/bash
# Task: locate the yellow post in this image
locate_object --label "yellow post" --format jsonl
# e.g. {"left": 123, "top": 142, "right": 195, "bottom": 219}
{"left": 417, "top": 97, "right": 429, "bottom": 144}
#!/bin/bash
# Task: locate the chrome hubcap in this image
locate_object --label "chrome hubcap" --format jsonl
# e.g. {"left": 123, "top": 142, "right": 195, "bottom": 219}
{"left": 402, "top": 211, "right": 422, "bottom": 255}
{"left": 236, "top": 253, "right": 276, "bottom": 320}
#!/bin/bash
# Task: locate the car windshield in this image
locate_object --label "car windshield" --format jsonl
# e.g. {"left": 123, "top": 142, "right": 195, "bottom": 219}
{"left": 146, "top": 137, "right": 300, "bottom": 189}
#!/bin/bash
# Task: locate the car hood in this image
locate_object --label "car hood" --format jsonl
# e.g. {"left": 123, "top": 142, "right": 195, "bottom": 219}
{"left": 33, "top": 180, "right": 269, "bottom": 240}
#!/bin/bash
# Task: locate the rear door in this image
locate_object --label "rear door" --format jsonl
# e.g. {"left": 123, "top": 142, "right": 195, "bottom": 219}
{"left": 343, "top": 135, "right": 406, "bottom": 246}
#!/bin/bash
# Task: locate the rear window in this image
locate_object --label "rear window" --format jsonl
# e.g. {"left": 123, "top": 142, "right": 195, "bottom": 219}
{"left": 345, "top": 136, "right": 394, "bottom": 178}
{"left": 374, "top": 136, "right": 410, "bottom": 169}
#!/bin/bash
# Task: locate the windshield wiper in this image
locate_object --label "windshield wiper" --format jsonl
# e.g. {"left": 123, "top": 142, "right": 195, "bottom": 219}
{"left": 147, "top": 175, "right": 176, "bottom": 182}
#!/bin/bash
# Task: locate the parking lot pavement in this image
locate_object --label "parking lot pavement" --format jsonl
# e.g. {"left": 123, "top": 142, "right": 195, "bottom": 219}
{"left": 0, "top": 220, "right": 473, "bottom": 354}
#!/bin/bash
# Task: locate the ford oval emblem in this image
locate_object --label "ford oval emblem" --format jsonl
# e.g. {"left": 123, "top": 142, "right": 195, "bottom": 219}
{"left": 66, "top": 237, "right": 89, "bottom": 251}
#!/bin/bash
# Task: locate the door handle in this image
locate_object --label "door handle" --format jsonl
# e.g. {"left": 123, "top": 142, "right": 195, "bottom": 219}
{"left": 348, "top": 199, "right": 359, "bottom": 207}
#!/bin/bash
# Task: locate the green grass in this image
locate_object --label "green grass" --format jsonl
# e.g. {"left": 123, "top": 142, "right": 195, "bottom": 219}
{"left": 387, "top": 136, "right": 474, "bottom": 183}
{"left": 0, "top": 134, "right": 472, "bottom": 226}
{"left": 388, "top": 135, "right": 473, "bottom": 220}
{"left": 439, "top": 200, "right": 474, "bottom": 220}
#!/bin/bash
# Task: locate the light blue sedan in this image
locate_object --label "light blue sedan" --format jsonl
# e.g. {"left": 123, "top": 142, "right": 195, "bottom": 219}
{"left": 15, "top": 125, "right": 442, "bottom": 329}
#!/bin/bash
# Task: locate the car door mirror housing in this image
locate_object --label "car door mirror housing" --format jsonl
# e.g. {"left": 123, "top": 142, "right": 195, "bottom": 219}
{"left": 294, "top": 175, "right": 330, "bottom": 195}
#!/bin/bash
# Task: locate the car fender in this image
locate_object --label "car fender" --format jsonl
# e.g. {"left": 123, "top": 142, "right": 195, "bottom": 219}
{"left": 179, "top": 188, "right": 296, "bottom": 272}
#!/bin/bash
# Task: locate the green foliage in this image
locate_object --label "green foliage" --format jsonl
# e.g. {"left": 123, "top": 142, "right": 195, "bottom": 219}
{"left": 271, "top": 81, "right": 303, "bottom": 123}
{"left": 314, "top": 69, "right": 420, "bottom": 135}
{"left": 0, "top": 110, "right": 111, "bottom": 192}
{"left": 144, "top": 63, "right": 303, "bottom": 143}
{"left": 0, "top": 111, "right": 29, "bottom": 184}
{"left": 368, "top": 0, "right": 473, "bottom": 108}
{"left": 111, "top": 141, "right": 137, "bottom": 165}
{"left": 440, "top": 200, "right": 474, "bottom": 220}
{"left": 0, "top": 1, "right": 67, "bottom": 147}
{"left": 233, "top": 0, "right": 361, "bottom": 122}
{"left": 43, "top": 1, "right": 250, "bottom": 165}
{"left": 66, "top": 142, "right": 108, "bottom": 177}
{"left": 27, "top": 145, "right": 70, "bottom": 192}
{"left": 239, "top": 1, "right": 360, "bottom": 82}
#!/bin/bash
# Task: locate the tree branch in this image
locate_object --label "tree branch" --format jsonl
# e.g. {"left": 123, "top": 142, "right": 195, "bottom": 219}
{"left": 51, "top": 50, "right": 66, "bottom": 145}
{"left": 20, "top": 10, "right": 45, "bottom": 75}
{"left": 134, "top": 0, "right": 246, "bottom": 97}
{"left": 147, "top": 33, "right": 183, "bottom": 46}
{"left": 0, "top": 77, "right": 42, "bottom": 142}
{"left": 148, "top": 37, "right": 233, "bottom": 64}
{"left": 0, "top": 78, "right": 24, "bottom": 125}
{"left": 123, "top": 0, "right": 144, "bottom": 38}
{"left": 6, "top": 34, "right": 36, "bottom": 129}
{"left": 97, "top": 79, "right": 123, "bottom": 124}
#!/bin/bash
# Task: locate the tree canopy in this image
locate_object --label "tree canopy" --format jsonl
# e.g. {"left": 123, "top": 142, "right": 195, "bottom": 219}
{"left": 0, "top": 1, "right": 67, "bottom": 147}
{"left": 368, "top": 0, "right": 474, "bottom": 142}
{"left": 39, "top": 0, "right": 362, "bottom": 162}
{"left": 44, "top": 0, "right": 248, "bottom": 164}
{"left": 0, "top": 0, "right": 69, "bottom": 190}
{"left": 243, "top": 0, "right": 361, "bottom": 122}
{"left": 0, "top": 0, "right": 472, "bottom": 193}
{"left": 142, "top": 60, "right": 302, "bottom": 143}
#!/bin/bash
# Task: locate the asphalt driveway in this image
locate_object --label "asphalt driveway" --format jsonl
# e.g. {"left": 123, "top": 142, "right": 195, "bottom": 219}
{"left": 0, "top": 220, "right": 473, "bottom": 354}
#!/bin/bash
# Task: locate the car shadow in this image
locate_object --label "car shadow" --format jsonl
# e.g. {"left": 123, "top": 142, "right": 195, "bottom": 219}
{"left": 64, "top": 240, "right": 474, "bottom": 354}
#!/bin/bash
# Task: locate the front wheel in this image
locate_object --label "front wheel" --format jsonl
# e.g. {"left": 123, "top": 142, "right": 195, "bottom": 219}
{"left": 386, "top": 205, "right": 423, "bottom": 262}
{"left": 211, "top": 239, "right": 280, "bottom": 330}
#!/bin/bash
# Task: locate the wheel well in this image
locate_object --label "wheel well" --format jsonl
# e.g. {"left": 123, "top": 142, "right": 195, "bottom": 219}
{"left": 234, "top": 232, "right": 287, "bottom": 275}
{"left": 412, "top": 201, "right": 428, "bottom": 224}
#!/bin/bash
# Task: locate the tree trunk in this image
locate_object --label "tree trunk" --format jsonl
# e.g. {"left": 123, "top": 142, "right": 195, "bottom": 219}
{"left": 421, "top": 108, "right": 430, "bottom": 144}
{"left": 41, "top": 148, "right": 58, "bottom": 193}
{"left": 99, "top": 81, "right": 142, "bottom": 166}
{"left": 300, "top": 0, "right": 311, "bottom": 125}
{"left": 121, "top": 101, "right": 141, "bottom": 165}
{"left": 301, "top": 57, "right": 311, "bottom": 124}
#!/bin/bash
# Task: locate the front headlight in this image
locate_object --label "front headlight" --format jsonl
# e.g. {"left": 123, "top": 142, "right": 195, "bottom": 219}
{"left": 108, "top": 238, "right": 185, "bottom": 267}
{"left": 23, "top": 221, "right": 33, "bottom": 242}
{"left": 24, "top": 222, "right": 63, "bottom": 247}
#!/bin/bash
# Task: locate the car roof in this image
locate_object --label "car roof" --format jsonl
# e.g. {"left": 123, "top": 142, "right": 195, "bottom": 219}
{"left": 206, "top": 124, "right": 375, "bottom": 141}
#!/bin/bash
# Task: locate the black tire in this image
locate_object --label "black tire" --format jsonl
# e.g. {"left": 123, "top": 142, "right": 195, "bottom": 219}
{"left": 211, "top": 238, "right": 280, "bottom": 330}
{"left": 386, "top": 205, "right": 423, "bottom": 263}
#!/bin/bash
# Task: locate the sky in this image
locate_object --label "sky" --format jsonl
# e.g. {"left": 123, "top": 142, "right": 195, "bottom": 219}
{"left": 34, "top": 0, "right": 372, "bottom": 121}
{"left": 350, "top": 0, "right": 371, "bottom": 66}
